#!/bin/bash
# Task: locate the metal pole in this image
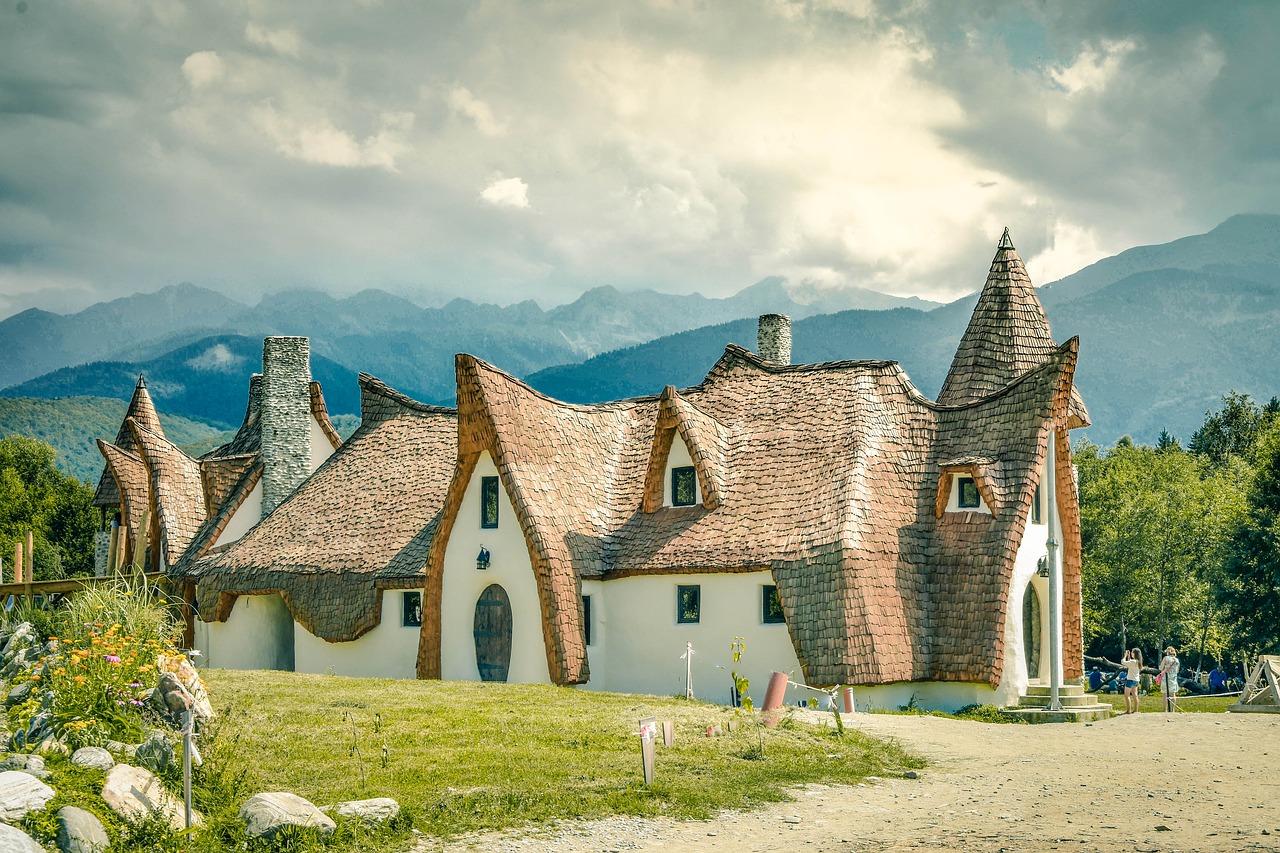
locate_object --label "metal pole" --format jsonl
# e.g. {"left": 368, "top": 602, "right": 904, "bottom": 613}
{"left": 1046, "top": 435, "right": 1064, "bottom": 712}
{"left": 182, "top": 710, "right": 193, "bottom": 831}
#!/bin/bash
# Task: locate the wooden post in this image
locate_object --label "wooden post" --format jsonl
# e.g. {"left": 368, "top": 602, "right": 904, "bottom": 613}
{"left": 105, "top": 521, "right": 119, "bottom": 579}
{"left": 25, "top": 530, "right": 34, "bottom": 582}
{"left": 13, "top": 541, "right": 22, "bottom": 586}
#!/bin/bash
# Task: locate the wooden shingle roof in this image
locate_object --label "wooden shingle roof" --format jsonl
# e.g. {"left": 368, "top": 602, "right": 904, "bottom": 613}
{"left": 422, "top": 330, "right": 1084, "bottom": 689}
{"left": 938, "top": 229, "right": 1089, "bottom": 427}
{"left": 128, "top": 419, "right": 207, "bottom": 568}
{"left": 94, "top": 376, "right": 164, "bottom": 507}
{"left": 185, "top": 375, "right": 457, "bottom": 642}
{"left": 94, "top": 440, "right": 149, "bottom": 561}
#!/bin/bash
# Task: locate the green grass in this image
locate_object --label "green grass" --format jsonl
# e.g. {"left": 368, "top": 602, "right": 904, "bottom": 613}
{"left": 1093, "top": 692, "right": 1237, "bottom": 714}
{"left": 202, "top": 669, "right": 924, "bottom": 839}
{"left": 868, "top": 702, "right": 1028, "bottom": 723}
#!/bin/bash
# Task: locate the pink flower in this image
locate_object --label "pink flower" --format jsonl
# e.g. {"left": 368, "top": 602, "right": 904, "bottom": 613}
{"left": 104, "top": 654, "right": 121, "bottom": 664}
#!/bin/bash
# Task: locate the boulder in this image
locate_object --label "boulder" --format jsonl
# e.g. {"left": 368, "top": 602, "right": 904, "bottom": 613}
{"left": 55, "top": 805, "right": 109, "bottom": 853}
{"left": 0, "top": 769, "right": 55, "bottom": 821}
{"left": 101, "top": 763, "right": 201, "bottom": 832}
{"left": 239, "top": 792, "right": 336, "bottom": 840}
{"left": 5, "top": 680, "right": 34, "bottom": 708}
{"left": 334, "top": 797, "right": 400, "bottom": 824}
{"left": 0, "top": 822, "right": 44, "bottom": 853}
{"left": 2, "top": 623, "right": 36, "bottom": 659}
{"left": 134, "top": 733, "right": 174, "bottom": 775}
{"left": 71, "top": 747, "right": 114, "bottom": 772}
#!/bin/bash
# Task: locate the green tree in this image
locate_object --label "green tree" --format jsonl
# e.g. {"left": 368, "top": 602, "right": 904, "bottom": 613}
{"left": 1077, "top": 439, "right": 1245, "bottom": 665}
{"left": 0, "top": 436, "right": 97, "bottom": 580}
{"left": 1189, "top": 392, "right": 1280, "bottom": 466}
{"left": 1219, "top": 421, "right": 1280, "bottom": 655}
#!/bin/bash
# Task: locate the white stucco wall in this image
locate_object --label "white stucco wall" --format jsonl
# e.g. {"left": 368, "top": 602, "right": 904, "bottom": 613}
{"left": 586, "top": 571, "right": 804, "bottom": 705}
{"left": 850, "top": 681, "right": 998, "bottom": 714}
{"left": 439, "top": 453, "right": 549, "bottom": 684}
{"left": 662, "top": 437, "right": 698, "bottom": 507}
{"left": 994, "top": 457, "right": 1060, "bottom": 707}
{"left": 294, "top": 594, "right": 420, "bottom": 678}
{"left": 210, "top": 481, "right": 263, "bottom": 550}
{"left": 192, "top": 593, "right": 295, "bottom": 671}
{"left": 309, "top": 416, "right": 336, "bottom": 471}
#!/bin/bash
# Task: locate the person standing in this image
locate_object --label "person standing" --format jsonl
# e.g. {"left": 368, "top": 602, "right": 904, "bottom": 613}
{"left": 1123, "top": 648, "right": 1143, "bottom": 714}
{"left": 1158, "top": 646, "right": 1180, "bottom": 713}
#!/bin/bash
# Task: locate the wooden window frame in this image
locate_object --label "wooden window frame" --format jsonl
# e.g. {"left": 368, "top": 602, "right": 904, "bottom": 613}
{"left": 676, "top": 584, "right": 701, "bottom": 624}
{"left": 671, "top": 466, "right": 698, "bottom": 507}
{"left": 762, "top": 584, "right": 785, "bottom": 624}
{"left": 402, "top": 591, "right": 423, "bottom": 628}
{"left": 957, "top": 476, "right": 981, "bottom": 509}
{"left": 480, "top": 475, "right": 500, "bottom": 529}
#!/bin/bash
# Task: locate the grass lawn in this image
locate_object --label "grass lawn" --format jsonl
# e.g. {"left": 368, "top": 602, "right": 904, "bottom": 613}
{"left": 1092, "top": 692, "right": 1237, "bottom": 714}
{"left": 202, "top": 669, "right": 923, "bottom": 840}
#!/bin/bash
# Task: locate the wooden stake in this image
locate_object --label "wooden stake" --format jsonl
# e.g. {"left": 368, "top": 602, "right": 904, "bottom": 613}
{"left": 105, "top": 522, "right": 119, "bottom": 578}
{"left": 25, "top": 530, "right": 33, "bottom": 582}
{"left": 14, "top": 542, "right": 22, "bottom": 585}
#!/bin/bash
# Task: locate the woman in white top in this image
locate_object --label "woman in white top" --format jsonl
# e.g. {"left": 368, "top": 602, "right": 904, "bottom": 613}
{"left": 1123, "top": 648, "right": 1143, "bottom": 714}
{"left": 1159, "top": 646, "right": 1180, "bottom": 713}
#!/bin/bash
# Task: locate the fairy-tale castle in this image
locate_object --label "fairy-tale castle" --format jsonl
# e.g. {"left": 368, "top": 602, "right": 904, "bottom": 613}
{"left": 95, "top": 229, "right": 1089, "bottom": 711}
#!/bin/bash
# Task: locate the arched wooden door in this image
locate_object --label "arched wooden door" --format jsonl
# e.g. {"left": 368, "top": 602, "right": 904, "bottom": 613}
{"left": 473, "top": 583, "right": 513, "bottom": 682}
{"left": 1023, "top": 581, "right": 1042, "bottom": 680}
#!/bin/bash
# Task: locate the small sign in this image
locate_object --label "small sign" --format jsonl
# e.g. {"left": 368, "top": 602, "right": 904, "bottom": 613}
{"left": 639, "top": 716, "right": 656, "bottom": 786}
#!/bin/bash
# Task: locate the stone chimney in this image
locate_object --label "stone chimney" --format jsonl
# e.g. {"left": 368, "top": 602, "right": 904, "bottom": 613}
{"left": 757, "top": 313, "right": 792, "bottom": 365}
{"left": 260, "top": 337, "right": 311, "bottom": 516}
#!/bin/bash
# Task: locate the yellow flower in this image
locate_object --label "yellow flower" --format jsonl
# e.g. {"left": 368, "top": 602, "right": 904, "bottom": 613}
{"left": 73, "top": 676, "right": 85, "bottom": 683}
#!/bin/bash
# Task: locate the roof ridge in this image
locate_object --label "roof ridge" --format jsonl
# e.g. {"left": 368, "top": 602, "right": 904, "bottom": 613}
{"left": 457, "top": 353, "right": 662, "bottom": 411}
{"left": 933, "top": 337, "right": 1079, "bottom": 413}
{"left": 358, "top": 372, "right": 457, "bottom": 417}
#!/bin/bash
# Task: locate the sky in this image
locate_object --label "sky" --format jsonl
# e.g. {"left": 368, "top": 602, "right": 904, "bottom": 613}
{"left": 2, "top": 0, "right": 1278, "bottom": 318}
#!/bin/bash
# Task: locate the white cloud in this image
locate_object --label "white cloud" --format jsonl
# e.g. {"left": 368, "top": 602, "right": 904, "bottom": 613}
{"left": 449, "top": 87, "right": 507, "bottom": 136}
{"left": 245, "top": 23, "right": 302, "bottom": 58}
{"left": 1026, "top": 220, "right": 1112, "bottom": 286}
{"left": 480, "top": 177, "right": 530, "bottom": 209}
{"left": 253, "top": 106, "right": 414, "bottom": 170}
{"left": 186, "top": 343, "right": 245, "bottom": 372}
{"left": 1049, "top": 39, "right": 1137, "bottom": 96}
{"left": 181, "top": 51, "right": 224, "bottom": 87}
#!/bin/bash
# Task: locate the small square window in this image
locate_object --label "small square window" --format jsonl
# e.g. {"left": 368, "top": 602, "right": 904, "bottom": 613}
{"left": 583, "top": 594, "right": 593, "bottom": 645}
{"left": 480, "top": 476, "right": 499, "bottom": 528}
{"left": 762, "top": 585, "right": 785, "bottom": 624}
{"left": 677, "top": 584, "right": 701, "bottom": 623}
{"left": 672, "top": 466, "right": 698, "bottom": 507}
{"left": 1031, "top": 483, "right": 1043, "bottom": 524}
{"left": 957, "top": 476, "right": 980, "bottom": 509}
{"left": 402, "top": 591, "right": 423, "bottom": 628}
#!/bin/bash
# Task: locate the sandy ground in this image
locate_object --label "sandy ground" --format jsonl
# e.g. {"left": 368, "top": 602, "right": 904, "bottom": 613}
{"left": 422, "top": 710, "right": 1280, "bottom": 853}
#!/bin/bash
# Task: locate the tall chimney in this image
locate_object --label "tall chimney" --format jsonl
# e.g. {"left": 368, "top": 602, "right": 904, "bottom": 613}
{"left": 757, "top": 313, "right": 792, "bottom": 365}
{"left": 261, "top": 337, "right": 311, "bottom": 516}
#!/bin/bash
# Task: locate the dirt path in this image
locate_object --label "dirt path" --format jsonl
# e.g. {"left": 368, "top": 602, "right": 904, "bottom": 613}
{"left": 425, "top": 711, "right": 1280, "bottom": 853}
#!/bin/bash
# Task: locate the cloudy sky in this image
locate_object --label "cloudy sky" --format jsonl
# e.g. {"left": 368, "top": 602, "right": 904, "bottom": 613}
{"left": 1, "top": 0, "right": 1276, "bottom": 318}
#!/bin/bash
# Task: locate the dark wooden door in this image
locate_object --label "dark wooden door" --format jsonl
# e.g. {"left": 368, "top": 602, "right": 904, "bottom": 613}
{"left": 473, "top": 583, "right": 513, "bottom": 682}
{"left": 1023, "top": 581, "right": 1042, "bottom": 679}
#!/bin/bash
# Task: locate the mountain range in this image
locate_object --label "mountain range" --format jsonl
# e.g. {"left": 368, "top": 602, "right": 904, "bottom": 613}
{"left": 4, "top": 214, "right": 1280, "bottom": 471}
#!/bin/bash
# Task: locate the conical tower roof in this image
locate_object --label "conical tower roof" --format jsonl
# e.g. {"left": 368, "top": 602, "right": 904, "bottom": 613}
{"left": 94, "top": 375, "right": 166, "bottom": 507}
{"left": 937, "top": 229, "right": 1089, "bottom": 427}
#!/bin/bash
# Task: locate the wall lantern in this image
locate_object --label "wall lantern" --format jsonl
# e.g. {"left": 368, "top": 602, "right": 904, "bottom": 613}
{"left": 1036, "top": 555, "right": 1050, "bottom": 578}
{"left": 477, "top": 546, "right": 491, "bottom": 571}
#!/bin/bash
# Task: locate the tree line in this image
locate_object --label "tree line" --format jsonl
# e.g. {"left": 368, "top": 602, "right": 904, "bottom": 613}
{"left": 1077, "top": 392, "right": 1280, "bottom": 674}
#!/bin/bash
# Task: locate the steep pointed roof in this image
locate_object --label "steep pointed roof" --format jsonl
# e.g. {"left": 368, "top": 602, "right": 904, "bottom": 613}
{"left": 94, "top": 375, "right": 165, "bottom": 507}
{"left": 937, "top": 229, "right": 1089, "bottom": 427}
{"left": 128, "top": 419, "right": 206, "bottom": 568}
{"left": 95, "top": 440, "right": 150, "bottom": 562}
{"left": 641, "top": 386, "right": 728, "bottom": 511}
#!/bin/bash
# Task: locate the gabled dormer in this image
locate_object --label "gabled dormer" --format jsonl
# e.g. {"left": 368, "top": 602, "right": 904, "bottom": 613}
{"left": 642, "top": 386, "right": 727, "bottom": 512}
{"left": 935, "top": 458, "right": 1001, "bottom": 518}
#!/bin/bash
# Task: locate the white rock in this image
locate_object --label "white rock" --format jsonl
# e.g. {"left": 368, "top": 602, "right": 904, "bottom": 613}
{"left": 334, "top": 797, "right": 400, "bottom": 824}
{"left": 0, "top": 769, "right": 55, "bottom": 821}
{"left": 0, "top": 822, "right": 44, "bottom": 853}
{"left": 101, "top": 763, "right": 201, "bottom": 832}
{"left": 239, "top": 792, "right": 336, "bottom": 839}
{"left": 71, "top": 747, "right": 115, "bottom": 771}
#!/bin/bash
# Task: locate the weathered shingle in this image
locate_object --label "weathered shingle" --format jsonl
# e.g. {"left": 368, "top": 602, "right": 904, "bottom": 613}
{"left": 94, "top": 375, "right": 164, "bottom": 508}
